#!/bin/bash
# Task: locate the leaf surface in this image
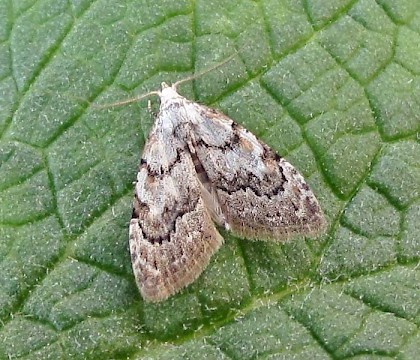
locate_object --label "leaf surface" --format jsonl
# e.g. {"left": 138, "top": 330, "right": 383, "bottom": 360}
{"left": 1, "top": 0, "right": 419, "bottom": 359}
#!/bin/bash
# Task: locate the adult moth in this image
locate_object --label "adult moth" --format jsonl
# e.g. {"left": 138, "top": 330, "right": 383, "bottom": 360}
{"left": 129, "top": 81, "right": 326, "bottom": 302}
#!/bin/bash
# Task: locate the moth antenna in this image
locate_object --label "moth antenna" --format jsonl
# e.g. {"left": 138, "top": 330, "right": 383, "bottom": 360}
{"left": 91, "top": 90, "right": 160, "bottom": 109}
{"left": 172, "top": 51, "right": 239, "bottom": 89}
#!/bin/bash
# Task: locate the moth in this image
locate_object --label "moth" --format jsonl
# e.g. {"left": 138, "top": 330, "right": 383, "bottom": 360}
{"left": 129, "top": 82, "right": 326, "bottom": 302}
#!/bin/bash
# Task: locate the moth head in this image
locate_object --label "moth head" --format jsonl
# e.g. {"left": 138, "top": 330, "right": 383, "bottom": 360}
{"left": 159, "top": 83, "right": 183, "bottom": 104}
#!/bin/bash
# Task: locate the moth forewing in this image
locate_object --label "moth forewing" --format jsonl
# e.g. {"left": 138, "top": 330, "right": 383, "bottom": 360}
{"left": 129, "top": 123, "right": 223, "bottom": 302}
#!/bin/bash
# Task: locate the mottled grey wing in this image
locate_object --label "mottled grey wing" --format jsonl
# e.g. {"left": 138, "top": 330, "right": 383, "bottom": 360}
{"left": 191, "top": 105, "right": 326, "bottom": 241}
{"left": 129, "top": 128, "right": 223, "bottom": 302}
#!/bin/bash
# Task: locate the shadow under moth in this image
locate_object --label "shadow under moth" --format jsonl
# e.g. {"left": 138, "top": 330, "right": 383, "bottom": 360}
{"left": 129, "top": 82, "right": 326, "bottom": 302}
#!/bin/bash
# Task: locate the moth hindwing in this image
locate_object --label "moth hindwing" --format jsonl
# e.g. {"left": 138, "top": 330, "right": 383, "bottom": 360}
{"left": 129, "top": 82, "right": 326, "bottom": 302}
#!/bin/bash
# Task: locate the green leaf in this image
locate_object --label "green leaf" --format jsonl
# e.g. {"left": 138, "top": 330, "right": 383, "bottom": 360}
{"left": 1, "top": 0, "right": 419, "bottom": 359}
